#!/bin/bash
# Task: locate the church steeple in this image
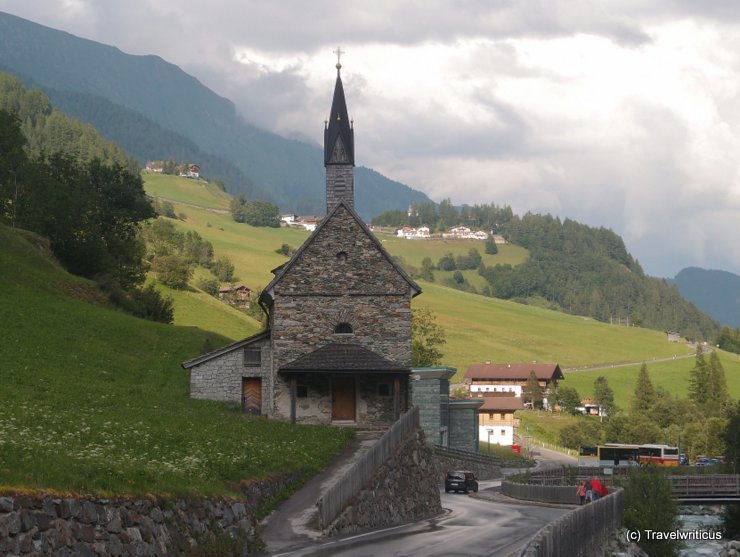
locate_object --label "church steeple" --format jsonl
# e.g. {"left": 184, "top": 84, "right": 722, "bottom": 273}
{"left": 324, "top": 49, "right": 355, "bottom": 213}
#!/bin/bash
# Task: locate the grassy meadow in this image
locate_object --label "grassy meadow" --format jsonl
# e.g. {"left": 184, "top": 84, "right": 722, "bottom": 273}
{"left": 143, "top": 173, "right": 232, "bottom": 209}
{"left": 0, "top": 225, "right": 353, "bottom": 497}
{"left": 563, "top": 351, "right": 740, "bottom": 409}
{"left": 141, "top": 174, "right": 740, "bottom": 412}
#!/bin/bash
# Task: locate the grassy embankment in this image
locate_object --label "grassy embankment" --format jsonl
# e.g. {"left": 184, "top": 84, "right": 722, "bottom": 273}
{"left": 0, "top": 224, "right": 353, "bottom": 498}
{"left": 143, "top": 175, "right": 740, "bottom": 411}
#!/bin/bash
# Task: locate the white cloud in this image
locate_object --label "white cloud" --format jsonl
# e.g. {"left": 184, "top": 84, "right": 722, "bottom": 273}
{"left": 1, "top": 1, "right": 740, "bottom": 276}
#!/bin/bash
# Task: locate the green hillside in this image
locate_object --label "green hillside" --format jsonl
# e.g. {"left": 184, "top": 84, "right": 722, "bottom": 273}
{"left": 563, "top": 352, "right": 740, "bottom": 409}
{"left": 0, "top": 224, "right": 353, "bottom": 497}
{"left": 144, "top": 173, "right": 231, "bottom": 210}
{"left": 137, "top": 174, "right": 740, "bottom": 412}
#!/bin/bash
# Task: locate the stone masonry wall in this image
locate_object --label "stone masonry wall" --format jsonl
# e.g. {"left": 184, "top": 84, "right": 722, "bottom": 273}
{"left": 326, "top": 165, "right": 354, "bottom": 212}
{"left": 272, "top": 294, "right": 411, "bottom": 371}
{"left": 325, "top": 429, "right": 442, "bottom": 537}
{"left": 411, "top": 379, "right": 444, "bottom": 445}
{"left": 189, "top": 339, "right": 271, "bottom": 412}
{"left": 433, "top": 453, "right": 502, "bottom": 481}
{"left": 0, "top": 496, "right": 255, "bottom": 556}
{"left": 448, "top": 407, "right": 480, "bottom": 453}
{"left": 0, "top": 473, "right": 299, "bottom": 556}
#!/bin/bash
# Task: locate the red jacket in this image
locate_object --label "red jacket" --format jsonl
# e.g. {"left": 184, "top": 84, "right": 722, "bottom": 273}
{"left": 591, "top": 479, "right": 604, "bottom": 495}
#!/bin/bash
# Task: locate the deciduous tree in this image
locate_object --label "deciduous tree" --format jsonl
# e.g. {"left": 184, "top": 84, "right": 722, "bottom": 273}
{"left": 557, "top": 386, "right": 582, "bottom": 414}
{"left": 411, "top": 307, "right": 446, "bottom": 367}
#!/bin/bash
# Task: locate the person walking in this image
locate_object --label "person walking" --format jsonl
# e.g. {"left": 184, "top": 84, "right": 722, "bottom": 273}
{"left": 576, "top": 480, "right": 587, "bottom": 505}
{"left": 590, "top": 476, "right": 603, "bottom": 501}
{"left": 584, "top": 477, "right": 593, "bottom": 503}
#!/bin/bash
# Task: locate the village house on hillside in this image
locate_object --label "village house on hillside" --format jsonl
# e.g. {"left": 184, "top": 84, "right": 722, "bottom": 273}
{"left": 464, "top": 362, "right": 563, "bottom": 445}
{"left": 396, "top": 226, "right": 430, "bottom": 239}
{"left": 182, "top": 61, "right": 421, "bottom": 428}
{"left": 145, "top": 160, "right": 200, "bottom": 179}
{"left": 478, "top": 393, "right": 523, "bottom": 446}
{"left": 218, "top": 284, "right": 252, "bottom": 307}
{"left": 465, "top": 362, "right": 563, "bottom": 409}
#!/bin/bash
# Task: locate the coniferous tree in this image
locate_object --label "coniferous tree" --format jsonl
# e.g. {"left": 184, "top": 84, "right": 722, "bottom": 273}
{"left": 631, "top": 363, "right": 657, "bottom": 416}
{"left": 523, "top": 371, "right": 544, "bottom": 409}
{"left": 593, "top": 376, "right": 616, "bottom": 416}
{"left": 707, "top": 351, "right": 730, "bottom": 416}
{"left": 688, "top": 346, "right": 710, "bottom": 407}
{"left": 484, "top": 237, "right": 498, "bottom": 254}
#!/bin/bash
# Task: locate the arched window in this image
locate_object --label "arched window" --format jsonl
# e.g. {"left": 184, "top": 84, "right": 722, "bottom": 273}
{"left": 334, "top": 322, "right": 353, "bottom": 334}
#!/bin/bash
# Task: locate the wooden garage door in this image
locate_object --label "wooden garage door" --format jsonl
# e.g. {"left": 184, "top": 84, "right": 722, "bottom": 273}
{"left": 331, "top": 376, "right": 356, "bottom": 421}
{"left": 242, "top": 378, "right": 262, "bottom": 415}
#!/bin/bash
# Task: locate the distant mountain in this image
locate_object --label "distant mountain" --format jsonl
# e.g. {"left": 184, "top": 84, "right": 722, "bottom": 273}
{"left": 671, "top": 267, "right": 740, "bottom": 328}
{"left": 0, "top": 10, "right": 432, "bottom": 219}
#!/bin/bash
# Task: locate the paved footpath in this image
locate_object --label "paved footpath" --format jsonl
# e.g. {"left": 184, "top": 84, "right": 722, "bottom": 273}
{"left": 258, "top": 430, "right": 382, "bottom": 556}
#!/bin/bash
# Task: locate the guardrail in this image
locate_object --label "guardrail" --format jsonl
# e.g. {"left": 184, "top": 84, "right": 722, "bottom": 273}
{"left": 316, "top": 406, "right": 420, "bottom": 529}
{"left": 519, "top": 467, "right": 740, "bottom": 500}
{"left": 670, "top": 474, "right": 740, "bottom": 501}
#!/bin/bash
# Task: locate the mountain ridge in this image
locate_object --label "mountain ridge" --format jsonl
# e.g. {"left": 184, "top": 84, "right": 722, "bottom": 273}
{"left": 671, "top": 267, "right": 740, "bottom": 328}
{"left": 0, "top": 10, "right": 433, "bottom": 219}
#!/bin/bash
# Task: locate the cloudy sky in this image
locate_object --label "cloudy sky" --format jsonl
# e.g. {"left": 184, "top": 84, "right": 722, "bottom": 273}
{"left": 2, "top": 1, "right": 740, "bottom": 278}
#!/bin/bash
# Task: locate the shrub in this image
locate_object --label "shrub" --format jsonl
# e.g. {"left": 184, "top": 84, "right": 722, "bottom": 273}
{"left": 212, "top": 256, "right": 235, "bottom": 282}
{"left": 196, "top": 277, "right": 220, "bottom": 297}
{"left": 155, "top": 254, "right": 192, "bottom": 289}
{"left": 618, "top": 467, "right": 680, "bottom": 557}
{"left": 128, "top": 284, "right": 174, "bottom": 323}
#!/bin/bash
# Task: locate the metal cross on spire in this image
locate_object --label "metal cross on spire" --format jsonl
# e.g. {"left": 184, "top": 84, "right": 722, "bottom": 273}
{"left": 333, "top": 46, "right": 345, "bottom": 70}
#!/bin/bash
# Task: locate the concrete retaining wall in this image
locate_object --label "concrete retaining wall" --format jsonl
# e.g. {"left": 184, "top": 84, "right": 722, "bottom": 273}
{"left": 502, "top": 481, "right": 580, "bottom": 504}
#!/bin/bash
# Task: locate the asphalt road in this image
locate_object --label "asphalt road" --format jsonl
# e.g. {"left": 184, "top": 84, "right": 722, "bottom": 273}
{"left": 272, "top": 480, "right": 567, "bottom": 557}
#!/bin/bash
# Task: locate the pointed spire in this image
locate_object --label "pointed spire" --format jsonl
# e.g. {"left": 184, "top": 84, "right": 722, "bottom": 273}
{"left": 324, "top": 55, "right": 354, "bottom": 166}
{"left": 324, "top": 50, "right": 355, "bottom": 213}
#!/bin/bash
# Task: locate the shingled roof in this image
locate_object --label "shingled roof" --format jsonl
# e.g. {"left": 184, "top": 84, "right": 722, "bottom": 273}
{"left": 279, "top": 343, "right": 408, "bottom": 373}
{"left": 478, "top": 395, "right": 525, "bottom": 412}
{"left": 465, "top": 362, "right": 564, "bottom": 381}
{"left": 181, "top": 330, "right": 270, "bottom": 369}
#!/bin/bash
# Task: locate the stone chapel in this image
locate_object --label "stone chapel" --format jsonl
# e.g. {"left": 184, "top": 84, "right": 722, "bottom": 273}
{"left": 182, "top": 60, "right": 422, "bottom": 427}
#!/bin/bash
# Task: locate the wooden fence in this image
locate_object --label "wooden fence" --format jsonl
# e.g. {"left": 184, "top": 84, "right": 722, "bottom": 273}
{"left": 517, "top": 487, "right": 624, "bottom": 557}
{"left": 316, "top": 406, "right": 420, "bottom": 530}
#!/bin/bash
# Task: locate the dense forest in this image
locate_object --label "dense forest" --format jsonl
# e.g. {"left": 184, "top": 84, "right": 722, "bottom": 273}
{"left": 375, "top": 201, "right": 719, "bottom": 341}
{"left": 0, "top": 73, "right": 170, "bottom": 321}
{"left": 488, "top": 214, "right": 718, "bottom": 341}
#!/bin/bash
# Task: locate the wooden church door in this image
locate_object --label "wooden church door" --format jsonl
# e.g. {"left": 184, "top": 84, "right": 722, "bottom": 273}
{"left": 242, "top": 378, "right": 262, "bottom": 415}
{"left": 331, "top": 376, "right": 356, "bottom": 421}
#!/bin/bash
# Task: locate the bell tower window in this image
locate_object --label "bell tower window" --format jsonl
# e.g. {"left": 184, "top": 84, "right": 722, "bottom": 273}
{"left": 334, "top": 322, "right": 353, "bottom": 334}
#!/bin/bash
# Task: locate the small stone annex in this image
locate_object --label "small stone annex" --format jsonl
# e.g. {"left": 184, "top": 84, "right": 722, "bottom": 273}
{"left": 182, "top": 59, "right": 421, "bottom": 428}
